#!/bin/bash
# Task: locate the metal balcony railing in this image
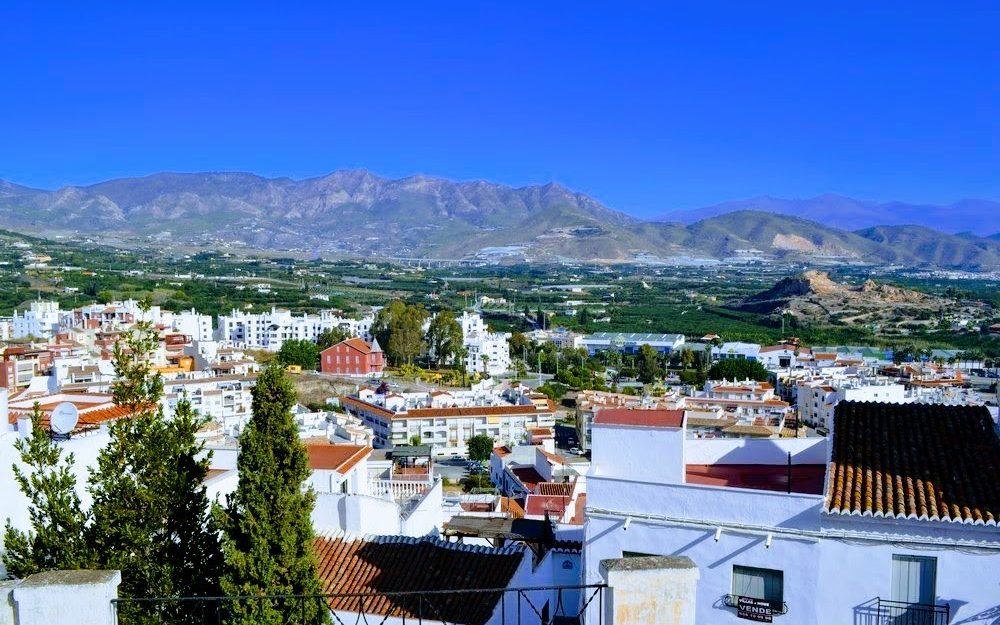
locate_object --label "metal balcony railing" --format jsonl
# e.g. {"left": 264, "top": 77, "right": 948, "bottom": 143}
{"left": 854, "top": 597, "right": 950, "bottom": 625}
{"left": 111, "top": 584, "right": 607, "bottom": 625}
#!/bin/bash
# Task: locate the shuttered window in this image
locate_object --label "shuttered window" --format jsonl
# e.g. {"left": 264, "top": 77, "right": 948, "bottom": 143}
{"left": 891, "top": 555, "right": 936, "bottom": 605}
{"left": 733, "top": 565, "right": 784, "bottom": 608}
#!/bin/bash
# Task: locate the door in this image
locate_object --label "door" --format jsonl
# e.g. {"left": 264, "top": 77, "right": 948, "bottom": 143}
{"left": 891, "top": 555, "right": 938, "bottom": 625}
{"left": 891, "top": 555, "right": 936, "bottom": 605}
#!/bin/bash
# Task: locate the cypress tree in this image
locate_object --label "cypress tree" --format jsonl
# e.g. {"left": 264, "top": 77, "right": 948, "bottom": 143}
{"left": 218, "top": 364, "right": 328, "bottom": 625}
{"left": 87, "top": 317, "right": 222, "bottom": 624}
{"left": 3, "top": 404, "right": 92, "bottom": 577}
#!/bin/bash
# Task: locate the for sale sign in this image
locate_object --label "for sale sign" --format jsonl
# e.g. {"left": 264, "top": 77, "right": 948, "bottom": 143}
{"left": 736, "top": 596, "right": 774, "bottom": 622}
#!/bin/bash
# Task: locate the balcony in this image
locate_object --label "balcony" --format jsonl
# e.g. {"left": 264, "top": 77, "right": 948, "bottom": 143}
{"left": 854, "top": 598, "right": 950, "bottom": 625}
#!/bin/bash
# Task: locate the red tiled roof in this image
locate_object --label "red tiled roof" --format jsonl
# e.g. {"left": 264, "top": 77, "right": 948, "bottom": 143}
{"left": 511, "top": 467, "right": 545, "bottom": 492}
{"left": 525, "top": 494, "right": 571, "bottom": 517}
{"left": 686, "top": 464, "right": 827, "bottom": 494}
{"left": 313, "top": 534, "right": 524, "bottom": 625}
{"left": 825, "top": 401, "right": 1000, "bottom": 525}
{"left": 322, "top": 337, "right": 375, "bottom": 355}
{"left": 537, "top": 482, "right": 573, "bottom": 497}
{"left": 593, "top": 408, "right": 684, "bottom": 428}
{"left": 306, "top": 444, "right": 372, "bottom": 474}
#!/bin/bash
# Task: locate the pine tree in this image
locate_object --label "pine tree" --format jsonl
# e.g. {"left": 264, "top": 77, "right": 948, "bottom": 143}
{"left": 218, "top": 365, "right": 328, "bottom": 625}
{"left": 86, "top": 317, "right": 222, "bottom": 624}
{"left": 2, "top": 404, "right": 92, "bottom": 578}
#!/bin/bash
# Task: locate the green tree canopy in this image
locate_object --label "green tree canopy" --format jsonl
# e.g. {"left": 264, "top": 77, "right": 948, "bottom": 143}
{"left": 706, "top": 358, "right": 770, "bottom": 382}
{"left": 3, "top": 405, "right": 92, "bottom": 578}
{"left": 636, "top": 344, "right": 663, "bottom": 384}
{"left": 467, "top": 434, "right": 495, "bottom": 462}
{"left": 277, "top": 339, "right": 321, "bottom": 370}
{"left": 316, "top": 327, "right": 348, "bottom": 351}
{"left": 426, "top": 310, "right": 464, "bottom": 368}
{"left": 373, "top": 300, "right": 428, "bottom": 365}
{"left": 88, "top": 316, "right": 223, "bottom": 624}
{"left": 218, "top": 365, "right": 328, "bottom": 625}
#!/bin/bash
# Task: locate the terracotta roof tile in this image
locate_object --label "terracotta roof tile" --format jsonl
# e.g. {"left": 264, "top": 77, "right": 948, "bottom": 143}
{"left": 536, "top": 482, "right": 573, "bottom": 497}
{"left": 306, "top": 444, "right": 372, "bottom": 474}
{"left": 824, "top": 401, "right": 1000, "bottom": 525}
{"left": 313, "top": 534, "right": 524, "bottom": 625}
{"left": 593, "top": 408, "right": 684, "bottom": 428}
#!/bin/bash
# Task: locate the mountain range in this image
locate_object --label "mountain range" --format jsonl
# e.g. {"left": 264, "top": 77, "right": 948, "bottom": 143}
{"left": 660, "top": 194, "right": 1000, "bottom": 235}
{"left": 0, "top": 171, "right": 998, "bottom": 269}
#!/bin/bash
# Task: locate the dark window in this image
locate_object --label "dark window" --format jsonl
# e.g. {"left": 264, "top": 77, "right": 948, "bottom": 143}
{"left": 733, "top": 565, "right": 783, "bottom": 609}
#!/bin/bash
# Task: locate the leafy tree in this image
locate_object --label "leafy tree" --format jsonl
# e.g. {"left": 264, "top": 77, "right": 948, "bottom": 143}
{"left": 706, "top": 358, "right": 770, "bottom": 382}
{"left": 373, "top": 300, "right": 429, "bottom": 365}
{"left": 467, "top": 434, "right": 495, "bottom": 462}
{"left": 218, "top": 365, "right": 328, "bottom": 625}
{"left": 426, "top": 310, "right": 464, "bottom": 367}
{"left": 409, "top": 434, "right": 422, "bottom": 446}
{"left": 536, "top": 381, "right": 569, "bottom": 401}
{"left": 87, "top": 317, "right": 223, "bottom": 624}
{"left": 509, "top": 332, "right": 530, "bottom": 359}
{"left": 3, "top": 405, "right": 92, "bottom": 578}
{"left": 316, "top": 327, "right": 348, "bottom": 351}
{"left": 636, "top": 344, "right": 663, "bottom": 384}
{"left": 277, "top": 339, "right": 321, "bottom": 370}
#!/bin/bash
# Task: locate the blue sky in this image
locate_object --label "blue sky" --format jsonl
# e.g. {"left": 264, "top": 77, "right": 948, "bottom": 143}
{"left": 0, "top": 2, "right": 996, "bottom": 217}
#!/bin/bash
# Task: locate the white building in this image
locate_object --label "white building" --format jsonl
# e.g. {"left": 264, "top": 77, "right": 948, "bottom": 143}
{"left": 711, "top": 341, "right": 761, "bottom": 362}
{"left": 170, "top": 308, "right": 214, "bottom": 342}
{"left": 160, "top": 374, "right": 256, "bottom": 436}
{"left": 580, "top": 332, "right": 685, "bottom": 356}
{"left": 583, "top": 401, "right": 1000, "bottom": 625}
{"left": 459, "top": 311, "right": 511, "bottom": 375}
{"left": 12, "top": 301, "right": 61, "bottom": 339}
{"left": 341, "top": 383, "right": 555, "bottom": 454}
{"left": 216, "top": 307, "right": 374, "bottom": 351}
{"left": 797, "top": 375, "right": 906, "bottom": 430}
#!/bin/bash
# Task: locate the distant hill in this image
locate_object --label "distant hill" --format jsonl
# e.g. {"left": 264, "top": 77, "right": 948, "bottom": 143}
{"left": 738, "top": 270, "right": 952, "bottom": 329}
{"left": 1, "top": 171, "right": 998, "bottom": 269}
{"left": 661, "top": 194, "right": 1000, "bottom": 236}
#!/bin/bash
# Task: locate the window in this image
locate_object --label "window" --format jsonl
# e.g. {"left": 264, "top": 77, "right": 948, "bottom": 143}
{"left": 732, "top": 565, "right": 783, "bottom": 609}
{"left": 891, "top": 555, "right": 936, "bottom": 606}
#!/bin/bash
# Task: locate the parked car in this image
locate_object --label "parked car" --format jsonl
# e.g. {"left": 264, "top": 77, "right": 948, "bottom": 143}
{"left": 569, "top": 447, "right": 582, "bottom": 455}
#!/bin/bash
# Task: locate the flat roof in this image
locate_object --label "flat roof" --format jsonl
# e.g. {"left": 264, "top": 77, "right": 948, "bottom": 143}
{"left": 685, "top": 464, "right": 826, "bottom": 495}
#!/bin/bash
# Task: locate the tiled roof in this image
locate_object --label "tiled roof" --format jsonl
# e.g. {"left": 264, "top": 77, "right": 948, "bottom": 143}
{"left": 537, "top": 482, "right": 573, "bottom": 497}
{"left": 524, "top": 494, "right": 571, "bottom": 517}
{"left": 825, "top": 401, "right": 1000, "bottom": 525}
{"left": 498, "top": 497, "right": 525, "bottom": 519}
{"left": 722, "top": 424, "right": 775, "bottom": 437}
{"left": 313, "top": 533, "right": 524, "bottom": 625}
{"left": 323, "top": 338, "right": 375, "bottom": 355}
{"left": 593, "top": 408, "right": 684, "bottom": 428}
{"left": 306, "top": 444, "right": 372, "bottom": 474}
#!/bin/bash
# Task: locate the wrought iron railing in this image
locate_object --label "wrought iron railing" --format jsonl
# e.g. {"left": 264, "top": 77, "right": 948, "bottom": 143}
{"left": 868, "top": 598, "right": 950, "bottom": 625}
{"left": 852, "top": 597, "right": 950, "bottom": 625}
{"left": 111, "top": 584, "right": 607, "bottom": 625}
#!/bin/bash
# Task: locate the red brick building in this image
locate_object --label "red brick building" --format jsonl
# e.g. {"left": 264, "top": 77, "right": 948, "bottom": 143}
{"left": 320, "top": 337, "right": 384, "bottom": 377}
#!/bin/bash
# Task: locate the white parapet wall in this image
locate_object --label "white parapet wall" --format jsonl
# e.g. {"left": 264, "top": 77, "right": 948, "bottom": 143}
{"left": 7, "top": 570, "right": 121, "bottom": 625}
{"left": 600, "top": 556, "right": 699, "bottom": 625}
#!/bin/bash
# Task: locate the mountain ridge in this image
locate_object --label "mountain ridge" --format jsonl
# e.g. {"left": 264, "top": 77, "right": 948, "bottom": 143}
{"left": 0, "top": 170, "right": 996, "bottom": 269}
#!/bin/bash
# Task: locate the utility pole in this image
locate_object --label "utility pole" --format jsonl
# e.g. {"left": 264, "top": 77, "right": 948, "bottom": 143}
{"left": 538, "top": 352, "right": 542, "bottom": 386}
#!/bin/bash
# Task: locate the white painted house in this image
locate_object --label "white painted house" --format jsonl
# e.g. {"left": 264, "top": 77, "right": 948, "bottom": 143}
{"left": 583, "top": 401, "right": 1000, "bottom": 625}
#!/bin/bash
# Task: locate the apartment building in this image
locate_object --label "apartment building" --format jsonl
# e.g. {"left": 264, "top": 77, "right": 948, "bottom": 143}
{"left": 341, "top": 384, "right": 555, "bottom": 454}
{"left": 459, "top": 311, "right": 511, "bottom": 375}
{"left": 217, "top": 307, "right": 374, "bottom": 350}
{"left": 12, "top": 301, "right": 61, "bottom": 339}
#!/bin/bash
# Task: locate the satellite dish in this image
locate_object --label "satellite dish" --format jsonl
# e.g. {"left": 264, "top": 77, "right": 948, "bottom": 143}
{"left": 50, "top": 402, "right": 80, "bottom": 435}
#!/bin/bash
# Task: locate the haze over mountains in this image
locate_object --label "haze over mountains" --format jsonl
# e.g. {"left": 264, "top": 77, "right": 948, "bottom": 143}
{"left": 660, "top": 194, "right": 1000, "bottom": 235}
{"left": 0, "top": 171, "right": 998, "bottom": 270}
